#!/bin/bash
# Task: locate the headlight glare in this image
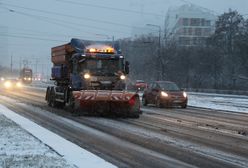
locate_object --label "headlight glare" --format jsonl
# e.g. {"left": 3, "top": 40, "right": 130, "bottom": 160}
{"left": 183, "top": 91, "right": 187, "bottom": 98}
{"left": 16, "top": 82, "right": 22, "bottom": 87}
{"left": 84, "top": 73, "right": 90, "bottom": 79}
{"left": 120, "top": 75, "right": 126, "bottom": 80}
{"left": 161, "top": 91, "right": 168, "bottom": 97}
{"left": 4, "top": 81, "right": 12, "bottom": 88}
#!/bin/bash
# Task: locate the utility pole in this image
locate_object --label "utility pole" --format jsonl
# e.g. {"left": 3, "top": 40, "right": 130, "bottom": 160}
{"left": 112, "top": 36, "right": 115, "bottom": 47}
{"left": 10, "top": 54, "right": 13, "bottom": 73}
{"left": 146, "top": 24, "right": 162, "bottom": 80}
{"left": 19, "top": 56, "right": 22, "bottom": 71}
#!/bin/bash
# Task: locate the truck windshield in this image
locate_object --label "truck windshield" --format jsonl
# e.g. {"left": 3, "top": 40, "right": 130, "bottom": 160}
{"left": 80, "top": 59, "right": 122, "bottom": 75}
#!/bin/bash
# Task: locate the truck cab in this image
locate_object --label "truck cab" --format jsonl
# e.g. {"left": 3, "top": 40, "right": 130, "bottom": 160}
{"left": 71, "top": 44, "right": 129, "bottom": 90}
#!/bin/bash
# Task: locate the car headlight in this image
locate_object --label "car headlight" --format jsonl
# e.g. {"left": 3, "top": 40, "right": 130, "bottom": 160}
{"left": 84, "top": 73, "right": 90, "bottom": 79}
{"left": 183, "top": 91, "right": 187, "bottom": 98}
{"left": 161, "top": 91, "right": 168, "bottom": 97}
{"left": 120, "top": 75, "right": 126, "bottom": 80}
{"left": 4, "top": 81, "right": 12, "bottom": 88}
{"left": 16, "top": 82, "right": 22, "bottom": 87}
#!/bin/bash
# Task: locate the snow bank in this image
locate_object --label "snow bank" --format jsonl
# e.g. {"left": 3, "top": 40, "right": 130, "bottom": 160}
{"left": 0, "top": 105, "right": 116, "bottom": 168}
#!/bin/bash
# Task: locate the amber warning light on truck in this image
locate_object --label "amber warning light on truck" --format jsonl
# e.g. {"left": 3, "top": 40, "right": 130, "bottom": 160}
{"left": 86, "top": 44, "right": 115, "bottom": 53}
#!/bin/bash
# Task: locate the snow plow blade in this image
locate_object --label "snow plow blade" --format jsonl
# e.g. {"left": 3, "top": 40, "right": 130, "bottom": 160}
{"left": 72, "top": 90, "right": 141, "bottom": 118}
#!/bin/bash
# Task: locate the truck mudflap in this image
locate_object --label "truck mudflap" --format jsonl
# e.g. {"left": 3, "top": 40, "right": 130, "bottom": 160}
{"left": 72, "top": 90, "right": 141, "bottom": 118}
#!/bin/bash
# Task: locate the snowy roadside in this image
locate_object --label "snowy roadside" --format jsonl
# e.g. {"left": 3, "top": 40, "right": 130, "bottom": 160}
{"left": 138, "top": 91, "right": 248, "bottom": 113}
{"left": 0, "top": 104, "right": 116, "bottom": 168}
{"left": 0, "top": 110, "right": 75, "bottom": 168}
{"left": 188, "top": 92, "right": 248, "bottom": 113}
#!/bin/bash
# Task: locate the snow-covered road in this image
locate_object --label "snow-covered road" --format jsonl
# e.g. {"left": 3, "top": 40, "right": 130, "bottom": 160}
{"left": 1, "top": 85, "right": 248, "bottom": 167}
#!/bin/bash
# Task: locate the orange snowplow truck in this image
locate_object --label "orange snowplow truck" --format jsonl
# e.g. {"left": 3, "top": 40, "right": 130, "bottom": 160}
{"left": 45, "top": 38, "right": 140, "bottom": 118}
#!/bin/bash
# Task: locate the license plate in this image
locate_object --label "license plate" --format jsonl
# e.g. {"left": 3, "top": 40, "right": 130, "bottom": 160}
{"left": 173, "top": 100, "right": 182, "bottom": 103}
{"left": 90, "top": 77, "right": 97, "bottom": 81}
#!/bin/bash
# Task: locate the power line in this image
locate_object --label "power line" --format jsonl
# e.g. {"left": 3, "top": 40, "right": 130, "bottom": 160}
{"left": 54, "top": 0, "right": 164, "bottom": 17}
{"left": 0, "top": 2, "right": 144, "bottom": 29}
{"left": 1, "top": 6, "right": 128, "bottom": 36}
{"left": 2, "top": 26, "right": 98, "bottom": 39}
{"left": 0, "top": 34, "right": 68, "bottom": 42}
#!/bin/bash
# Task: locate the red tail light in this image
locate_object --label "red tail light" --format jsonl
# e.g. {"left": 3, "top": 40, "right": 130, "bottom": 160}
{"left": 128, "top": 96, "right": 136, "bottom": 106}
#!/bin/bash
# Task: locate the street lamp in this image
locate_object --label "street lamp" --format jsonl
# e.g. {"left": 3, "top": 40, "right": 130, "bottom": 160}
{"left": 146, "top": 24, "right": 162, "bottom": 80}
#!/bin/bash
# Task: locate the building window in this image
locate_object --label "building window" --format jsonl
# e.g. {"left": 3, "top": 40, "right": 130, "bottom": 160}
{"left": 188, "top": 28, "right": 193, "bottom": 35}
{"left": 190, "top": 18, "right": 201, "bottom": 26}
{"left": 183, "top": 28, "right": 187, "bottom": 35}
{"left": 205, "top": 20, "right": 211, "bottom": 26}
{"left": 177, "top": 28, "right": 184, "bottom": 35}
{"left": 179, "top": 37, "right": 190, "bottom": 45}
{"left": 201, "top": 19, "right": 205, "bottom": 26}
{"left": 183, "top": 18, "right": 189, "bottom": 26}
{"left": 203, "top": 28, "right": 211, "bottom": 36}
{"left": 195, "top": 28, "right": 202, "bottom": 36}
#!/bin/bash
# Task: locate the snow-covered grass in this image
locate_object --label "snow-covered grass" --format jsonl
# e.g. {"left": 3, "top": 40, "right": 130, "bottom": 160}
{"left": 0, "top": 104, "right": 116, "bottom": 168}
{"left": 188, "top": 92, "right": 248, "bottom": 113}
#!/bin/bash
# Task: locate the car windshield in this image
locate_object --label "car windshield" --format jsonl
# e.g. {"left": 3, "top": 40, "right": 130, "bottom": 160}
{"left": 136, "top": 80, "right": 145, "bottom": 83}
{"left": 159, "top": 82, "right": 180, "bottom": 91}
{"left": 80, "top": 59, "right": 121, "bottom": 75}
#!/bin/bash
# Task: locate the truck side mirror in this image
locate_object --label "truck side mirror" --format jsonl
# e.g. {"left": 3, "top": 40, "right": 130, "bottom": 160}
{"left": 125, "top": 61, "right": 129, "bottom": 74}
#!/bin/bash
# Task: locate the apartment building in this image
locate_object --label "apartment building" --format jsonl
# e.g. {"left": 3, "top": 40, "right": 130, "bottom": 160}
{"left": 165, "top": 4, "right": 216, "bottom": 46}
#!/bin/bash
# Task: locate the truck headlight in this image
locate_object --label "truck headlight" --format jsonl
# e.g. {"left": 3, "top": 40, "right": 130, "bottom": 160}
{"left": 120, "top": 75, "right": 126, "bottom": 80}
{"left": 84, "top": 73, "right": 90, "bottom": 79}
{"left": 4, "top": 81, "right": 12, "bottom": 88}
{"left": 16, "top": 82, "right": 22, "bottom": 87}
{"left": 161, "top": 91, "right": 168, "bottom": 97}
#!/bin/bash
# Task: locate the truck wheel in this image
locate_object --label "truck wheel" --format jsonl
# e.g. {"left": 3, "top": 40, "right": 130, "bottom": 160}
{"left": 68, "top": 96, "right": 75, "bottom": 113}
{"left": 67, "top": 93, "right": 79, "bottom": 116}
{"left": 129, "top": 96, "right": 140, "bottom": 118}
{"left": 46, "top": 87, "right": 52, "bottom": 106}
{"left": 50, "top": 88, "right": 58, "bottom": 108}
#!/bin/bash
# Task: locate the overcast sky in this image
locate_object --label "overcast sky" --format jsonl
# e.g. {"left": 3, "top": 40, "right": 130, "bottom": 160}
{"left": 0, "top": 0, "right": 247, "bottom": 74}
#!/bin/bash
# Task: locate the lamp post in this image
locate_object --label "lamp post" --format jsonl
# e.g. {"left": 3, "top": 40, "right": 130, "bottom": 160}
{"left": 146, "top": 24, "right": 162, "bottom": 80}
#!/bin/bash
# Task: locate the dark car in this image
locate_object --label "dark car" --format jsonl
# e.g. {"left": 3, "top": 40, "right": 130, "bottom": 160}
{"left": 142, "top": 81, "right": 187, "bottom": 108}
{"left": 135, "top": 80, "right": 148, "bottom": 91}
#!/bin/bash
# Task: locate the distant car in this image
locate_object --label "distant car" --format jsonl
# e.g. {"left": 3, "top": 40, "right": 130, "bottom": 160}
{"left": 1, "top": 79, "right": 23, "bottom": 90}
{"left": 142, "top": 81, "right": 187, "bottom": 108}
{"left": 135, "top": 80, "right": 148, "bottom": 91}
